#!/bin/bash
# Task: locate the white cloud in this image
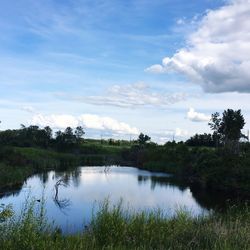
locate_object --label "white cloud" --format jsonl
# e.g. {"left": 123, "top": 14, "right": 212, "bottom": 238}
{"left": 174, "top": 128, "right": 189, "bottom": 137}
{"left": 78, "top": 83, "right": 188, "bottom": 108}
{"left": 163, "top": 128, "right": 189, "bottom": 138}
{"left": 146, "top": 0, "right": 250, "bottom": 93}
{"left": 30, "top": 113, "right": 139, "bottom": 135}
{"left": 78, "top": 114, "right": 139, "bottom": 135}
{"left": 187, "top": 108, "right": 210, "bottom": 122}
{"left": 31, "top": 114, "right": 79, "bottom": 129}
{"left": 21, "top": 106, "right": 36, "bottom": 113}
{"left": 176, "top": 18, "right": 185, "bottom": 25}
{"left": 145, "top": 64, "right": 165, "bottom": 74}
{"left": 162, "top": 128, "right": 189, "bottom": 139}
{"left": 151, "top": 127, "right": 190, "bottom": 144}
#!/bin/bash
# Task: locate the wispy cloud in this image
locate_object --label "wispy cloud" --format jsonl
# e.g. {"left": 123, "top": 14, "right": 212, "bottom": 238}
{"left": 21, "top": 105, "right": 36, "bottom": 113}
{"left": 69, "top": 83, "right": 188, "bottom": 109}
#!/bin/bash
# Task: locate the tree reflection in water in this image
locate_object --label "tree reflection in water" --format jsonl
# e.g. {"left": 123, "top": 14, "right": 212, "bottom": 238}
{"left": 137, "top": 174, "right": 248, "bottom": 211}
{"left": 53, "top": 177, "right": 71, "bottom": 214}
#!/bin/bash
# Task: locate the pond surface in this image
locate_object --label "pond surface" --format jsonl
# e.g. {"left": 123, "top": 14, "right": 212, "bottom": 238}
{"left": 0, "top": 166, "right": 225, "bottom": 233}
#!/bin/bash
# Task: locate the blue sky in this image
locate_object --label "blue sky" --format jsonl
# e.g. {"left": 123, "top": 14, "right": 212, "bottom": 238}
{"left": 1, "top": 0, "right": 250, "bottom": 142}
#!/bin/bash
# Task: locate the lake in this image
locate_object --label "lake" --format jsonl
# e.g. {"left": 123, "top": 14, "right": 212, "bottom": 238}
{"left": 0, "top": 166, "right": 233, "bottom": 234}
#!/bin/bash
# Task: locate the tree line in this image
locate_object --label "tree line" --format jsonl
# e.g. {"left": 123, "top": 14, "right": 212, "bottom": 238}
{"left": 0, "top": 125, "right": 85, "bottom": 152}
{"left": 0, "top": 109, "right": 248, "bottom": 154}
{"left": 186, "top": 109, "right": 248, "bottom": 153}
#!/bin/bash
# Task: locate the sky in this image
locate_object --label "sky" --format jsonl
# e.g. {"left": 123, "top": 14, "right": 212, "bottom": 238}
{"left": 0, "top": 0, "right": 250, "bottom": 142}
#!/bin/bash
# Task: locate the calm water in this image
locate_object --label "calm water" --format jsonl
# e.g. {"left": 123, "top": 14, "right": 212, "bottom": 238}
{"left": 0, "top": 166, "right": 216, "bottom": 233}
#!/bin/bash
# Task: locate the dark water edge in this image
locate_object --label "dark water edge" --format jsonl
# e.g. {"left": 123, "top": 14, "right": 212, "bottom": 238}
{"left": 138, "top": 174, "right": 250, "bottom": 211}
{"left": 0, "top": 166, "right": 206, "bottom": 234}
{"left": 1, "top": 165, "right": 250, "bottom": 235}
{"left": 0, "top": 154, "right": 131, "bottom": 195}
{"left": 1, "top": 166, "right": 249, "bottom": 212}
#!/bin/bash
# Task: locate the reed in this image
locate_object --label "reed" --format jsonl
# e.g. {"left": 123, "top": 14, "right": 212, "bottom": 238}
{"left": 0, "top": 199, "right": 249, "bottom": 249}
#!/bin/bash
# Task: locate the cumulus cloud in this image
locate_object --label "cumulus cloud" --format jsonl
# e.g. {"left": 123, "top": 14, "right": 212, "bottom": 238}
{"left": 78, "top": 114, "right": 139, "bottom": 134}
{"left": 146, "top": 0, "right": 250, "bottom": 93}
{"left": 30, "top": 113, "right": 139, "bottom": 135}
{"left": 145, "top": 64, "right": 165, "bottom": 74}
{"left": 187, "top": 108, "right": 210, "bottom": 122}
{"left": 77, "top": 83, "right": 187, "bottom": 108}
{"left": 31, "top": 114, "right": 79, "bottom": 129}
{"left": 174, "top": 128, "right": 189, "bottom": 137}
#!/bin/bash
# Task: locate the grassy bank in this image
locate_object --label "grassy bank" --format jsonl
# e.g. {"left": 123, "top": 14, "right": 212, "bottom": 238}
{"left": 124, "top": 143, "right": 250, "bottom": 195}
{"left": 0, "top": 144, "right": 129, "bottom": 191}
{"left": 0, "top": 200, "right": 249, "bottom": 249}
{"left": 0, "top": 147, "right": 80, "bottom": 192}
{"left": 1, "top": 140, "right": 250, "bottom": 196}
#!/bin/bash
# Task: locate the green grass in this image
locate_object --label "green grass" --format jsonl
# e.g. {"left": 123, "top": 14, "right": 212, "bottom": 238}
{"left": 0, "top": 144, "right": 130, "bottom": 191}
{"left": 0, "top": 147, "right": 81, "bottom": 191}
{"left": 0, "top": 199, "right": 250, "bottom": 250}
{"left": 79, "top": 142, "right": 130, "bottom": 155}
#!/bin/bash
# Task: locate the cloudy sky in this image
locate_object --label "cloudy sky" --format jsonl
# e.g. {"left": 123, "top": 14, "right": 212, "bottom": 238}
{"left": 0, "top": 0, "right": 250, "bottom": 142}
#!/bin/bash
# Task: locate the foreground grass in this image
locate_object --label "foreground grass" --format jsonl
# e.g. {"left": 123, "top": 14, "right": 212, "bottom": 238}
{"left": 0, "top": 200, "right": 250, "bottom": 250}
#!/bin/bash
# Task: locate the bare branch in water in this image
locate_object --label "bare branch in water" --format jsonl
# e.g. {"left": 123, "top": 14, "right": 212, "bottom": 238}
{"left": 104, "top": 166, "right": 111, "bottom": 174}
{"left": 53, "top": 178, "right": 71, "bottom": 214}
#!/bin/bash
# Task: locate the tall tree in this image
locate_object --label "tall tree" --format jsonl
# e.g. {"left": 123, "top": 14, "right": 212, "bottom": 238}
{"left": 64, "top": 127, "right": 76, "bottom": 144}
{"left": 220, "top": 109, "right": 245, "bottom": 153}
{"left": 209, "top": 109, "right": 245, "bottom": 154}
{"left": 44, "top": 126, "right": 52, "bottom": 139}
{"left": 208, "top": 112, "right": 221, "bottom": 147}
{"left": 74, "top": 126, "right": 85, "bottom": 143}
{"left": 42, "top": 126, "right": 52, "bottom": 148}
{"left": 138, "top": 133, "right": 151, "bottom": 145}
{"left": 55, "top": 128, "right": 76, "bottom": 151}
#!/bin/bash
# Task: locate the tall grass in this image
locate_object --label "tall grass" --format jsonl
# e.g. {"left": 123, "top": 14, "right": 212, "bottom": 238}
{"left": 0, "top": 146, "right": 122, "bottom": 191}
{"left": 0, "top": 199, "right": 250, "bottom": 249}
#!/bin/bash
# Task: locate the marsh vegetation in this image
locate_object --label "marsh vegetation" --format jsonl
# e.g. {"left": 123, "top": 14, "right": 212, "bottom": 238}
{"left": 0, "top": 199, "right": 250, "bottom": 250}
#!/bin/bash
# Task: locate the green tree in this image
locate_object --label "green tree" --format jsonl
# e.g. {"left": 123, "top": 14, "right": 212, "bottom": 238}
{"left": 209, "top": 109, "right": 246, "bottom": 154}
{"left": 220, "top": 109, "right": 245, "bottom": 153}
{"left": 186, "top": 133, "right": 215, "bottom": 147}
{"left": 64, "top": 127, "right": 76, "bottom": 144}
{"left": 74, "top": 126, "right": 85, "bottom": 143}
{"left": 55, "top": 128, "right": 76, "bottom": 151}
{"left": 44, "top": 126, "right": 52, "bottom": 139}
{"left": 208, "top": 112, "right": 222, "bottom": 147}
{"left": 42, "top": 126, "right": 52, "bottom": 148}
{"left": 138, "top": 133, "right": 151, "bottom": 145}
